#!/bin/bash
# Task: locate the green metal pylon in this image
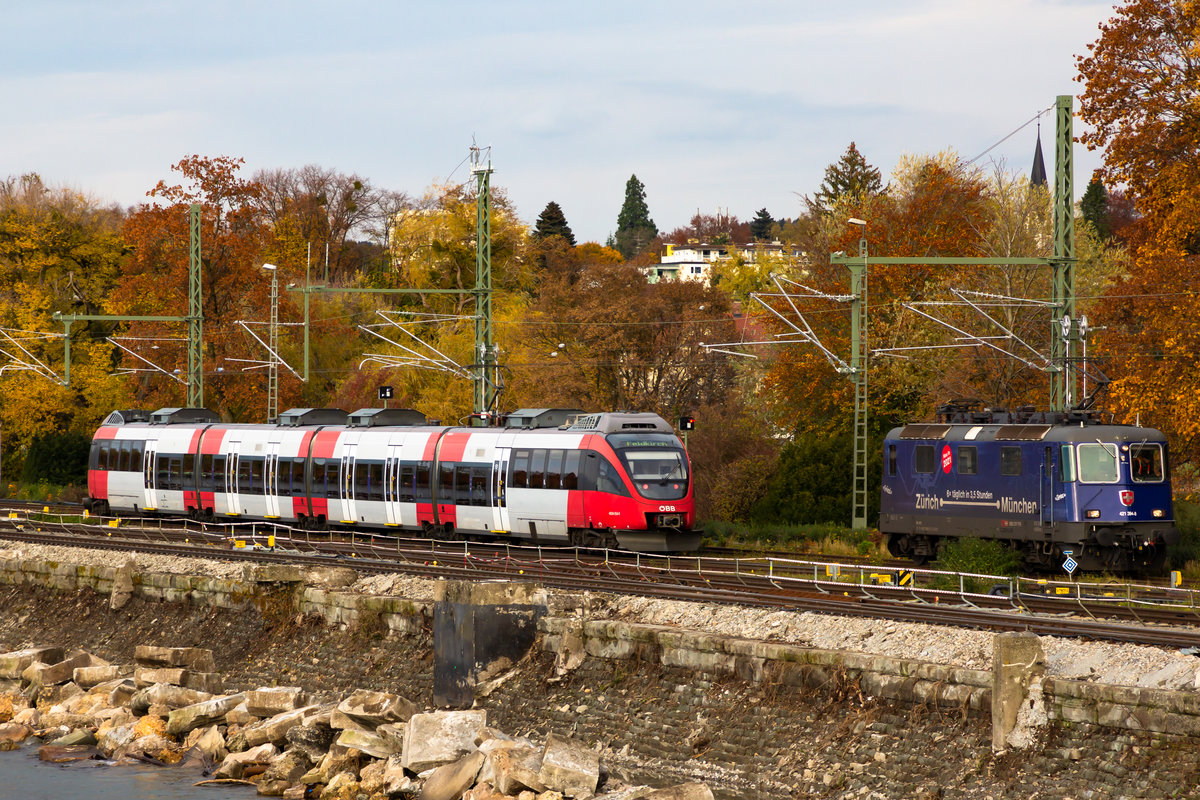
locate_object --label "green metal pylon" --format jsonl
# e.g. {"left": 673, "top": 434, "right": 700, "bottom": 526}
{"left": 188, "top": 204, "right": 204, "bottom": 408}
{"left": 1050, "top": 94, "right": 1076, "bottom": 411}
{"left": 472, "top": 148, "right": 498, "bottom": 424}
{"left": 850, "top": 237, "right": 869, "bottom": 530}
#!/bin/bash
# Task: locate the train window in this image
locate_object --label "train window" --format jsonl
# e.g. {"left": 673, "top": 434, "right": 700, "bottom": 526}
{"left": 169, "top": 457, "right": 183, "bottom": 491}
{"left": 156, "top": 454, "right": 168, "bottom": 488}
{"left": 400, "top": 464, "right": 415, "bottom": 502}
{"left": 470, "top": 466, "right": 490, "bottom": 506}
{"left": 96, "top": 442, "right": 108, "bottom": 471}
{"left": 291, "top": 458, "right": 305, "bottom": 496}
{"left": 913, "top": 445, "right": 935, "bottom": 474}
{"left": 529, "top": 449, "right": 547, "bottom": 489}
{"left": 120, "top": 440, "right": 133, "bottom": 472}
{"left": 1077, "top": 443, "right": 1119, "bottom": 483}
{"left": 596, "top": 458, "right": 629, "bottom": 496}
{"left": 183, "top": 454, "right": 195, "bottom": 489}
{"left": 130, "top": 441, "right": 144, "bottom": 471}
{"left": 1059, "top": 446, "right": 1075, "bottom": 482}
{"left": 311, "top": 459, "right": 327, "bottom": 497}
{"left": 545, "top": 450, "right": 564, "bottom": 490}
{"left": 562, "top": 451, "right": 580, "bottom": 490}
{"left": 414, "top": 464, "right": 430, "bottom": 502}
{"left": 327, "top": 461, "right": 342, "bottom": 499}
{"left": 249, "top": 458, "right": 264, "bottom": 495}
{"left": 199, "top": 454, "right": 212, "bottom": 490}
{"left": 438, "top": 464, "right": 454, "bottom": 503}
{"left": 455, "top": 466, "right": 471, "bottom": 505}
{"left": 511, "top": 450, "right": 529, "bottom": 489}
{"left": 1000, "top": 447, "right": 1022, "bottom": 476}
{"left": 213, "top": 455, "right": 227, "bottom": 490}
{"left": 887, "top": 445, "right": 896, "bottom": 476}
{"left": 957, "top": 446, "right": 978, "bottom": 475}
{"left": 1130, "top": 444, "right": 1164, "bottom": 483}
{"left": 367, "top": 462, "right": 384, "bottom": 501}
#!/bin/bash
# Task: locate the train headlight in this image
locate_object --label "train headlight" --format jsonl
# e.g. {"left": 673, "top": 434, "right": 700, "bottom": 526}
{"left": 1085, "top": 509, "right": 1101, "bottom": 519}
{"left": 1153, "top": 509, "right": 1165, "bottom": 518}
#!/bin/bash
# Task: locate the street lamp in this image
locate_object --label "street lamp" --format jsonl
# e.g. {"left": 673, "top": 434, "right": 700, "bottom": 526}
{"left": 262, "top": 263, "right": 279, "bottom": 424}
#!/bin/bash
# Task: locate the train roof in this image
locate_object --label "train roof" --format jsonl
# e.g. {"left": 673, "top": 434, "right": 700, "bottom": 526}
{"left": 886, "top": 421, "right": 1168, "bottom": 444}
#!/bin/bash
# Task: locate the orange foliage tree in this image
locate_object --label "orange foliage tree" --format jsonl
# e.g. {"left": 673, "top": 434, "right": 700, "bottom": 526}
{"left": 114, "top": 155, "right": 300, "bottom": 421}
{"left": 1077, "top": 0, "right": 1200, "bottom": 460}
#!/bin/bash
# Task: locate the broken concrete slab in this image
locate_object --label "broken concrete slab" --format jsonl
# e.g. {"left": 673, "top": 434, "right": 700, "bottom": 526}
{"left": 538, "top": 733, "right": 599, "bottom": 798}
{"left": 131, "top": 683, "right": 213, "bottom": 713}
{"left": 486, "top": 744, "right": 547, "bottom": 795}
{"left": 214, "top": 742, "right": 280, "bottom": 779}
{"left": 26, "top": 653, "right": 95, "bottom": 686}
{"left": 402, "top": 709, "right": 487, "bottom": 773}
{"left": 285, "top": 719, "right": 336, "bottom": 761}
{"left": 166, "top": 693, "right": 246, "bottom": 737}
{"left": 255, "top": 749, "right": 312, "bottom": 796}
{"left": 335, "top": 688, "right": 418, "bottom": 727}
{"left": 134, "top": 646, "right": 216, "bottom": 672}
{"left": 334, "top": 727, "right": 399, "bottom": 759}
{"left": 243, "top": 706, "right": 319, "bottom": 748}
{"left": 73, "top": 665, "right": 130, "bottom": 689}
{"left": 420, "top": 751, "right": 486, "bottom": 800}
{"left": 245, "top": 686, "right": 307, "bottom": 717}
{"left": 0, "top": 647, "right": 64, "bottom": 679}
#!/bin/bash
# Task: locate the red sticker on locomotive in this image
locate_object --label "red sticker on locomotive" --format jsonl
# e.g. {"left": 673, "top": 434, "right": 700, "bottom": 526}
{"left": 941, "top": 445, "right": 953, "bottom": 473}
{"left": 1120, "top": 490, "right": 1134, "bottom": 506}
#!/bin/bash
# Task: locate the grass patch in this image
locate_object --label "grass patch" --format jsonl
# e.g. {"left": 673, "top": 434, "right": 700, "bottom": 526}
{"left": 0, "top": 481, "right": 87, "bottom": 504}
{"left": 931, "top": 538, "right": 1021, "bottom": 593}
{"left": 702, "top": 520, "right": 885, "bottom": 559}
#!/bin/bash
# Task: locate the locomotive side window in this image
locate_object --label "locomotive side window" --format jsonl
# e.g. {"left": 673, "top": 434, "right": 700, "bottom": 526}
{"left": 957, "top": 446, "right": 978, "bottom": 475}
{"left": 1059, "top": 445, "right": 1075, "bottom": 482}
{"left": 1077, "top": 443, "right": 1119, "bottom": 483}
{"left": 887, "top": 445, "right": 896, "bottom": 476}
{"left": 96, "top": 442, "right": 109, "bottom": 471}
{"left": 913, "top": 445, "right": 935, "bottom": 474}
{"left": 1000, "top": 447, "right": 1022, "bottom": 476}
{"left": 1130, "top": 444, "right": 1164, "bottom": 482}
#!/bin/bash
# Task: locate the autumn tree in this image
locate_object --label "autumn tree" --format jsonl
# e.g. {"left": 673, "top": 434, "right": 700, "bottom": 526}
{"left": 614, "top": 174, "right": 657, "bottom": 259}
{"left": 1077, "top": 0, "right": 1200, "bottom": 458}
{"left": 114, "top": 155, "right": 298, "bottom": 421}
{"left": 0, "top": 174, "right": 128, "bottom": 473}
{"left": 664, "top": 211, "right": 750, "bottom": 246}
{"left": 533, "top": 201, "right": 575, "bottom": 245}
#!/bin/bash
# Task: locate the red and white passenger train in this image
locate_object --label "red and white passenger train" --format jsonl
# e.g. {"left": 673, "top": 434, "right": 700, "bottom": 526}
{"left": 84, "top": 407, "right": 700, "bottom": 553}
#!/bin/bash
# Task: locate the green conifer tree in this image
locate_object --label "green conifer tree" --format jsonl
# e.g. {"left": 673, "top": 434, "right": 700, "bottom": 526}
{"left": 1080, "top": 172, "right": 1111, "bottom": 240}
{"left": 749, "top": 208, "right": 774, "bottom": 241}
{"left": 812, "top": 142, "right": 883, "bottom": 212}
{"left": 614, "top": 174, "right": 657, "bottom": 259}
{"left": 534, "top": 201, "right": 576, "bottom": 245}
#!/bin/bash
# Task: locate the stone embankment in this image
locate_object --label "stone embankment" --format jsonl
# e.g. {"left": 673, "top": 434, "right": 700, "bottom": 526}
{"left": 0, "top": 643, "right": 712, "bottom": 800}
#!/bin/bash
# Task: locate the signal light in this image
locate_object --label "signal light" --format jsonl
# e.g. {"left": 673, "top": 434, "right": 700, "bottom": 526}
{"left": 679, "top": 415, "right": 695, "bottom": 431}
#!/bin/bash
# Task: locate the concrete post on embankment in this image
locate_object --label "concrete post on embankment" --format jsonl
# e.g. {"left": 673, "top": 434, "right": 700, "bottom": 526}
{"left": 432, "top": 580, "right": 548, "bottom": 709}
{"left": 992, "top": 631, "right": 1046, "bottom": 753}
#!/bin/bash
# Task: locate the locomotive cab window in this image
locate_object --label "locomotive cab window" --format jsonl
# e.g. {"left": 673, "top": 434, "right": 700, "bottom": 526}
{"left": 887, "top": 445, "right": 897, "bottom": 476}
{"left": 1059, "top": 446, "right": 1075, "bottom": 482}
{"left": 1130, "top": 443, "right": 1164, "bottom": 483}
{"left": 1000, "top": 446, "right": 1022, "bottom": 476}
{"left": 957, "top": 446, "right": 978, "bottom": 475}
{"left": 1077, "top": 443, "right": 1119, "bottom": 483}
{"left": 913, "top": 445, "right": 935, "bottom": 474}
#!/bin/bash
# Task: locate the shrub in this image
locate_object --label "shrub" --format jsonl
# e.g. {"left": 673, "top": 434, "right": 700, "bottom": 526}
{"left": 21, "top": 432, "right": 90, "bottom": 486}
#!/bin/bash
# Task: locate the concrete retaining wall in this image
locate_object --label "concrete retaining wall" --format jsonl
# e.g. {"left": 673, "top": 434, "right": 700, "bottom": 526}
{"left": 2, "top": 554, "right": 1198, "bottom": 745}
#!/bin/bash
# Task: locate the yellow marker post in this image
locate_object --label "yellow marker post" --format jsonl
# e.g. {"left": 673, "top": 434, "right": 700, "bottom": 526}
{"left": 1171, "top": 571, "right": 1183, "bottom": 588}
{"left": 267, "top": 535, "right": 275, "bottom": 548}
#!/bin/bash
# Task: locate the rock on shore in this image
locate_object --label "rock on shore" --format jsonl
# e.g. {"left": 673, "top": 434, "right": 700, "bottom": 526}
{"left": 0, "top": 643, "right": 709, "bottom": 798}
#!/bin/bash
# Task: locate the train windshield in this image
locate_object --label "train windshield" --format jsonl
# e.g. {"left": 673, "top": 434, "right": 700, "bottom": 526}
{"left": 608, "top": 433, "right": 689, "bottom": 501}
{"left": 1077, "top": 443, "right": 1119, "bottom": 483}
{"left": 1130, "top": 443, "right": 1165, "bottom": 483}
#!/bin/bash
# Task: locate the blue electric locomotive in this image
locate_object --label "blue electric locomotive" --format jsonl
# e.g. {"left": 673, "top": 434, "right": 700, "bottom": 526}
{"left": 880, "top": 403, "right": 1180, "bottom": 572}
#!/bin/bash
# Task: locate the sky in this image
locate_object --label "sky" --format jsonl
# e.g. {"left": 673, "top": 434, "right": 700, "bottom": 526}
{"left": 2, "top": 0, "right": 1116, "bottom": 244}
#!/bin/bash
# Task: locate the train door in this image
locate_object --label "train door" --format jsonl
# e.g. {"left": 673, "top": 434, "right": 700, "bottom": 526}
{"left": 383, "top": 443, "right": 402, "bottom": 526}
{"left": 264, "top": 443, "right": 281, "bottom": 519}
{"left": 142, "top": 439, "right": 158, "bottom": 511}
{"left": 339, "top": 442, "right": 358, "bottom": 523}
{"left": 492, "top": 444, "right": 512, "bottom": 533}
{"left": 225, "top": 441, "right": 241, "bottom": 516}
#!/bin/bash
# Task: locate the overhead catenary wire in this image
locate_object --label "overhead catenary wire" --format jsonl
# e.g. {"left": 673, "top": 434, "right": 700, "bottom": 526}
{"left": 966, "top": 104, "right": 1055, "bottom": 166}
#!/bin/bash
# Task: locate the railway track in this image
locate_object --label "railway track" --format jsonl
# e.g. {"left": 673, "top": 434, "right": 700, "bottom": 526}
{"left": 3, "top": 513, "right": 1200, "bottom": 649}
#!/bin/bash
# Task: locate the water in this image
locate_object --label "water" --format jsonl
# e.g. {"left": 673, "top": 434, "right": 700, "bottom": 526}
{"left": 0, "top": 745, "right": 251, "bottom": 800}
